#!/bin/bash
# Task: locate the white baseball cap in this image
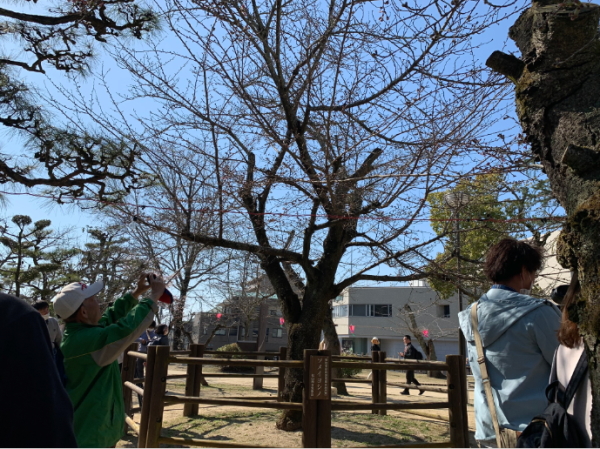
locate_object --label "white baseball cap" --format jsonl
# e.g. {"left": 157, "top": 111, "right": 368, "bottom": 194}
{"left": 52, "top": 280, "right": 104, "bottom": 319}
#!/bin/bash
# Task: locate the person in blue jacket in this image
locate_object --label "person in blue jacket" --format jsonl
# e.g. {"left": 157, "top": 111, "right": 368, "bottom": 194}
{"left": 458, "top": 238, "right": 561, "bottom": 446}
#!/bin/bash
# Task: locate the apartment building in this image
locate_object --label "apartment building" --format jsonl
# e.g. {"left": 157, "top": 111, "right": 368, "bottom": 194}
{"left": 332, "top": 282, "right": 461, "bottom": 360}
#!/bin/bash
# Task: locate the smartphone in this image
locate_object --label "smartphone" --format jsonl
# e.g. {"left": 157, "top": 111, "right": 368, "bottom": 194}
{"left": 147, "top": 274, "right": 174, "bottom": 304}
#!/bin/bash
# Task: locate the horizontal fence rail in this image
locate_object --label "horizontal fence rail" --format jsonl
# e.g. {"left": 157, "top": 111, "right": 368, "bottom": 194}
{"left": 203, "top": 350, "right": 282, "bottom": 357}
{"left": 163, "top": 395, "right": 303, "bottom": 410}
{"left": 332, "top": 361, "right": 449, "bottom": 371}
{"left": 169, "top": 356, "right": 303, "bottom": 368}
{"left": 200, "top": 373, "right": 277, "bottom": 378}
{"left": 127, "top": 351, "right": 148, "bottom": 361}
{"left": 331, "top": 401, "right": 450, "bottom": 411}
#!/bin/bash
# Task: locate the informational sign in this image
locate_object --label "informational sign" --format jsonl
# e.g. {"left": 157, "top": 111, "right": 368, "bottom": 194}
{"left": 309, "top": 356, "right": 330, "bottom": 400}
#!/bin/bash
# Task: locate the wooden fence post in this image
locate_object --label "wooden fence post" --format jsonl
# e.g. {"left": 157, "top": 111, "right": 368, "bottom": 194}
{"left": 379, "top": 351, "right": 387, "bottom": 416}
{"left": 446, "top": 354, "right": 468, "bottom": 448}
{"left": 183, "top": 344, "right": 203, "bottom": 416}
{"left": 302, "top": 348, "right": 331, "bottom": 448}
{"left": 145, "top": 346, "right": 171, "bottom": 448}
{"left": 121, "top": 343, "right": 137, "bottom": 434}
{"left": 253, "top": 354, "right": 265, "bottom": 390}
{"left": 371, "top": 351, "right": 380, "bottom": 415}
{"left": 138, "top": 349, "right": 156, "bottom": 448}
{"left": 192, "top": 344, "right": 204, "bottom": 414}
{"left": 316, "top": 349, "right": 332, "bottom": 449}
{"left": 278, "top": 347, "right": 287, "bottom": 402}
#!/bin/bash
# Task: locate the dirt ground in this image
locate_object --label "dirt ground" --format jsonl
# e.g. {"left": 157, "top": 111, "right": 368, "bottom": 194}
{"left": 119, "top": 364, "right": 478, "bottom": 448}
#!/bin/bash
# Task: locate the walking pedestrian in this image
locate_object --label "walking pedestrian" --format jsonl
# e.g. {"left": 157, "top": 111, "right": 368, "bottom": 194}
{"left": 399, "top": 335, "right": 423, "bottom": 395}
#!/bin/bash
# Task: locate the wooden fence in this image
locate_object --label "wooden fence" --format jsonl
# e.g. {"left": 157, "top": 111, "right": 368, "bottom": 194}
{"left": 121, "top": 345, "right": 468, "bottom": 448}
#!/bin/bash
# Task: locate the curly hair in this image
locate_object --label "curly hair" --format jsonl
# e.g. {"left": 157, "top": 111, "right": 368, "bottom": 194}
{"left": 483, "top": 238, "right": 543, "bottom": 283}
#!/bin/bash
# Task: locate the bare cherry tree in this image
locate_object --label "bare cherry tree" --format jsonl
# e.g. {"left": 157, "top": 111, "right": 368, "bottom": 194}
{"left": 63, "top": 0, "right": 522, "bottom": 429}
{"left": 109, "top": 144, "right": 231, "bottom": 348}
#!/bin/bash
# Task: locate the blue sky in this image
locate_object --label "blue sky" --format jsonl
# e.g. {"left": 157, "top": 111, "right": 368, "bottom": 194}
{"left": 1, "top": 0, "right": 535, "bottom": 271}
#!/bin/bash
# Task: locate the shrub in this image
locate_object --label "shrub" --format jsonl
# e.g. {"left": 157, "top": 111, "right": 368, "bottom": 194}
{"left": 339, "top": 349, "right": 363, "bottom": 378}
{"left": 216, "top": 343, "right": 253, "bottom": 373}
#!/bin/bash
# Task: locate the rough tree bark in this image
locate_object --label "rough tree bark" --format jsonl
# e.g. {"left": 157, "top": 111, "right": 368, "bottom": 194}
{"left": 487, "top": 0, "right": 600, "bottom": 440}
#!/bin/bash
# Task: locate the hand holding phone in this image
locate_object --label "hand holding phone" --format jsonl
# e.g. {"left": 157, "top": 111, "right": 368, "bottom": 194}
{"left": 147, "top": 273, "right": 173, "bottom": 304}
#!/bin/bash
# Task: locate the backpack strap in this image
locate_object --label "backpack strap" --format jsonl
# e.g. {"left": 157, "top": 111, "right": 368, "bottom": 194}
{"left": 563, "top": 349, "right": 588, "bottom": 408}
{"left": 471, "top": 302, "right": 503, "bottom": 448}
{"left": 546, "top": 349, "right": 561, "bottom": 404}
{"left": 546, "top": 347, "right": 588, "bottom": 410}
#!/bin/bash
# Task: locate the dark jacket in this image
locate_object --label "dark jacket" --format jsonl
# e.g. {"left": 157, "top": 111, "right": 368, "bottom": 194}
{"left": 149, "top": 334, "right": 170, "bottom": 346}
{"left": 0, "top": 294, "right": 77, "bottom": 448}
{"left": 403, "top": 342, "right": 419, "bottom": 359}
{"left": 371, "top": 344, "right": 381, "bottom": 352}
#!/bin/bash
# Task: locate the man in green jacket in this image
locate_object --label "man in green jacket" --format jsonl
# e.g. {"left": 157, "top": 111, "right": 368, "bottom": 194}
{"left": 52, "top": 274, "right": 164, "bottom": 448}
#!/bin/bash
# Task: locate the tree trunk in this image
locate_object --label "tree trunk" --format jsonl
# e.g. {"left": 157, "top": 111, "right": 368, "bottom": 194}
{"left": 171, "top": 298, "right": 186, "bottom": 350}
{"left": 487, "top": 1, "right": 600, "bottom": 440}
{"left": 427, "top": 340, "right": 443, "bottom": 379}
{"left": 323, "top": 304, "right": 348, "bottom": 395}
{"left": 275, "top": 292, "right": 327, "bottom": 431}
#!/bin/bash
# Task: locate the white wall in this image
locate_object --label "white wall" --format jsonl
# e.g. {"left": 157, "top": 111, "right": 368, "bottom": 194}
{"left": 536, "top": 230, "right": 571, "bottom": 296}
{"left": 333, "top": 286, "right": 460, "bottom": 341}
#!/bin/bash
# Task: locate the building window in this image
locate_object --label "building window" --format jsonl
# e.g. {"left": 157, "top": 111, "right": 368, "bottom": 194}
{"left": 350, "top": 304, "right": 367, "bottom": 316}
{"left": 346, "top": 304, "right": 393, "bottom": 317}
{"left": 438, "top": 304, "right": 451, "bottom": 318}
{"left": 229, "top": 327, "right": 238, "bottom": 336}
{"left": 269, "top": 309, "right": 282, "bottom": 317}
{"left": 215, "top": 328, "right": 227, "bottom": 336}
{"left": 373, "top": 304, "right": 392, "bottom": 317}
{"left": 333, "top": 305, "right": 348, "bottom": 317}
{"left": 272, "top": 328, "right": 283, "bottom": 338}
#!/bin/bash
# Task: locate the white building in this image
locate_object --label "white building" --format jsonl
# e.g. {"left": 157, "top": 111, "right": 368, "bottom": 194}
{"left": 536, "top": 230, "right": 571, "bottom": 296}
{"left": 332, "top": 283, "right": 461, "bottom": 361}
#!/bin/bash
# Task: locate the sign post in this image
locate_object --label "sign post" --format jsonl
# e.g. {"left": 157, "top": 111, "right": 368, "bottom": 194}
{"left": 303, "top": 349, "right": 332, "bottom": 448}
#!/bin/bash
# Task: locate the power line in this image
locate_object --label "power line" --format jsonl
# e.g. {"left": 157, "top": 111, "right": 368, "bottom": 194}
{"left": 0, "top": 190, "right": 566, "bottom": 224}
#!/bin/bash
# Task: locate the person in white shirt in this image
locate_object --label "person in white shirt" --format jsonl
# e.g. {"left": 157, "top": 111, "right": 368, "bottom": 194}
{"left": 33, "top": 300, "right": 62, "bottom": 346}
{"left": 33, "top": 300, "right": 66, "bottom": 385}
{"left": 555, "top": 272, "right": 592, "bottom": 447}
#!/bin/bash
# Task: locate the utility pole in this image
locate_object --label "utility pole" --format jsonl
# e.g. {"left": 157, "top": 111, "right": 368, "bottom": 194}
{"left": 445, "top": 192, "right": 470, "bottom": 358}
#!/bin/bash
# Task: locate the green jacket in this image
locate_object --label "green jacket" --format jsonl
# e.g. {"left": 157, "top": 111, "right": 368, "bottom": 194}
{"left": 61, "top": 293, "right": 157, "bottom": 448}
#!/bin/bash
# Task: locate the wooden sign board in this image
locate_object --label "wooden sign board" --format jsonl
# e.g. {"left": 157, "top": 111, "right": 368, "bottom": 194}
{"left": 309, "top": 356, "right": 330, "bottom": 400}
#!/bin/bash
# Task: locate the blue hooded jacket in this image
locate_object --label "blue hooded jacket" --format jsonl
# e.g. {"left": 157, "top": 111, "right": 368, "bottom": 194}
{"left": 458, "top": 287, "right": 561, "bottom": 442}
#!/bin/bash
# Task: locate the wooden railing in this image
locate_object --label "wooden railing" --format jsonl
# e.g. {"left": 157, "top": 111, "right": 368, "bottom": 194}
{"left": 121, "top": 345, "right": 468, "bottom": 448}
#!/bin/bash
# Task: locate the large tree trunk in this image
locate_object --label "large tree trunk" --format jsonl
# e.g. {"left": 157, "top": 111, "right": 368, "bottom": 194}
{"left": 275, "top": 288, "right": 329, "bottom": 431}
{"left": 323, "top": 304, "right": 349, "bottom": 395}
{"left": 275, "top": 319, "right": 322, "bottom": 430}
{"left": 487, "top": 1, "right": 600, "bottom": 440}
